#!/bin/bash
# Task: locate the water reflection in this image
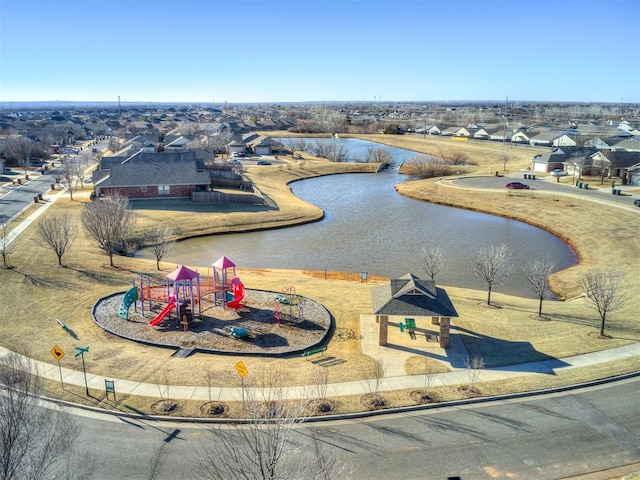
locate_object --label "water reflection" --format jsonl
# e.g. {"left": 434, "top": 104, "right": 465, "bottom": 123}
{"left": 137, "top": 169, "right": 577, "bottom": 298}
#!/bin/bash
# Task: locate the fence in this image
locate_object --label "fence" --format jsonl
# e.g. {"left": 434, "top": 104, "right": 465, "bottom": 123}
{"left": 192, "top": 188, "right": 265, "bottom": 205}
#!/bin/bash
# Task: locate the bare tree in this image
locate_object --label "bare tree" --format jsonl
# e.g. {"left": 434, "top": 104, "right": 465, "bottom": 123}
{"left": 198, "top": 374, "right": 352, "bottom": 480}
{"left": 57, "top": 157, "right": 83, "bottom": 200}
{"left": 311, "top": 142, "right": 348, "bottom": 162}
{"left": 309, "top": 365, "right": 329, "bottom": 403}
{"left": 107, "top": 137, "right": 121, "bottom": 153}
{"left": 498, "top": 151, "right": 510, "bottom": 171}
{"left": 419, "top": 245, "right": 444, "bottom": 280}
{"left": 0, "top": 350, "right": 80, "bottom": 480}
{"left": 0, "top": 224, "right": 15, "bottom": 268}
{"left": 464, "top": 355, "right": 485, "bottom": 396}
{"left": 206, "top": 131, "right": 234, "bottom": 157}
{"left": 2, "top": 137, "right": 33, "bottom": 177}
{"left": 145, "top": 225, "right": 175, "bottom": 270}
{"left": 473, "top": 243, "right": 514, "bottom": 305}
{"left": 580, "top": 268, "right": 625, "bottom": 337}
{"left": 364, "top": 147, "right": 392, "bottom": 166}
{"left": 81, "top": 194, "right": 135, "bottom": 267}
{"left": 523, "top": 255, "right": 555, "bottom": 317}
{"left": 404, "top": 154, "right": 454, "bottom": 178}
{"left": 34, "top": 214, "right": 77, "bottom": 266}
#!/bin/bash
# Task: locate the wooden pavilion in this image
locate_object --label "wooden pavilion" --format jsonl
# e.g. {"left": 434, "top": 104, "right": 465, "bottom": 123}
{"left": 370, "top": 273, "right": 458, "bottom": 348}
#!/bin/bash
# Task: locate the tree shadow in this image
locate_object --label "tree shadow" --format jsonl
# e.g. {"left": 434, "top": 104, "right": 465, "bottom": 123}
{"left": 453, "top": 324, "right": 570, "bottom": 371}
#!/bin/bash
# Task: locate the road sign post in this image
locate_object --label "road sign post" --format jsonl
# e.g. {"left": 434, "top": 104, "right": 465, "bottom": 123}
{"left": 50, "top": 345, "right": 65, "bottom": 389}
{"left": 74, "top": 346, "right": 90, "bottom": 396}
{"left": 235, "top": 361, "right": 249, "bottom": 410}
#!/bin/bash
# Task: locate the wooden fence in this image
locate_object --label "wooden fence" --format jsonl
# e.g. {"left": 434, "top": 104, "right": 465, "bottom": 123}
{"left": 192, "top": 188, "right": 265, "bottom": 205}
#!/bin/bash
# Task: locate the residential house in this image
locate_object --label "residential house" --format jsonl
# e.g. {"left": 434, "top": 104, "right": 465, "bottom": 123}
{"left": 486, "top": 127, "right": 513, "bottom": 142}
{"left": 440, "top": 126, "right": 459, "bottom": 137}
{"left": 590, "top": 150, "right": 640, "bottom": 182}
{"left": 610, "top": 138, "right": 640, "bottom": 152}
{"left": 529, "top": 131, "right": 577, "bottom": 147}
{"left": 93, "top": 151, "right": 210, "bottom": 199}
{"left": 626, "top": 163, "right": 640, "bottom": 185}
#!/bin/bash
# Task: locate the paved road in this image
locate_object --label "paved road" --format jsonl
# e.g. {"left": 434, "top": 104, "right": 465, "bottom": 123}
{"left": 451, "top": 173, "right": 640, "bottom": 210}
{"left": 0, "top": 138, "right": 110, "bottom": 226}
{"left": 55, "top": 375, "right": 640, "bottom": 480}
{"left": 0, "top": 166, "right": 60, "bottom": 225}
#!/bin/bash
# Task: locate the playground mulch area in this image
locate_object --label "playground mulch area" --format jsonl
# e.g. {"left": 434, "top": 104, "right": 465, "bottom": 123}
{"left": 93, "top": 289, "right": 331, "bottom": 355}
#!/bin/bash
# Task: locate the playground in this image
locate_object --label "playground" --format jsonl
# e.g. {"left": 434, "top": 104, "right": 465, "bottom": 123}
{"left": 92, "top": 259, "right": 332, "bottom": 356}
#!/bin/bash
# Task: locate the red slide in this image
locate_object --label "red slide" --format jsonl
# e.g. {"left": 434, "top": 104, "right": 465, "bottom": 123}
{"left": 149, "top": 302, "right": 176, "bottom": 326}
{"left": 226, "top": 281, "right": 245, "bottom": 310}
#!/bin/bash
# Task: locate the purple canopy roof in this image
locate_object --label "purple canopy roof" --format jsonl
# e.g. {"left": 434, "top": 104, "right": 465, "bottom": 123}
{"left": 213, "top": 256, "right": 236, "bottom": 269}
{"left": 166, "top": 265, "right": 199, "bottom": 281}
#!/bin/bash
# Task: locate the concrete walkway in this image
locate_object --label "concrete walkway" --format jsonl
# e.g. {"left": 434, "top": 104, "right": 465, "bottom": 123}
{"left": 2, "top": 339, "right": 639, "bottom": 402}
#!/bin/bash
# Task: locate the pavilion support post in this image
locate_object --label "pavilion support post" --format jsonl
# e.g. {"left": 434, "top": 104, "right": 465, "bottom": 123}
{"left": 431, "top": 316, "right": 440, "bottom": 325}
{"left": 438, "top": 317, "right": 450, "bottom": 348}
{"left": 378, "top": 315, "right": 389, "bottom": 346}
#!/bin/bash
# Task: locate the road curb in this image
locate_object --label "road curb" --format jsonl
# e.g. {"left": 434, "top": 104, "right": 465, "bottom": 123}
{"left": 41, "top": 369, "right": 640, "bottom": 424}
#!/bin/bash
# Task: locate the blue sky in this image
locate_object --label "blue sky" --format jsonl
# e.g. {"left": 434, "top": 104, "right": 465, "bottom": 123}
{"left": 1, "top": 0, "right": 639, "bottom": 103}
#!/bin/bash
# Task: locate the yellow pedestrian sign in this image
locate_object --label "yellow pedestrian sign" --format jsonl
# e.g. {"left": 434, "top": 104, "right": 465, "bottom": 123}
{"left": 50, "top": 345, "right": 65, "bottom": 361}
{"left": 235, "top": 361, "right": 248, "bottom": 378}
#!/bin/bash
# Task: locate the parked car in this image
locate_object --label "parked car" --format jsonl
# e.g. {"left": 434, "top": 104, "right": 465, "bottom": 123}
{"left": 256, "top": 160, "right": 272, "bottom": 166}
{"left": 505, "top": 182, "right": 530, "bottom": 189}
{"left": 634, "top": 199, "right": 640, "bottom": 207}
{"left": 550, "top": 168, "right": 568, "bottom": 177}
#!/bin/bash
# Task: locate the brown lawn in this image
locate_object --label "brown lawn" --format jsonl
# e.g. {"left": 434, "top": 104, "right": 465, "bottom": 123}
{"left": 1, "top": 139, "right": 639, "bottom": 416}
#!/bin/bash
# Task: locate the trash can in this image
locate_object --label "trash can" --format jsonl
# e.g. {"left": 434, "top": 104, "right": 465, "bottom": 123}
{"left": 532, "top": 175, "right": 536, "bottom": 180}
{"left": 524, "top": 174, "right": 529, "bottom": 179}
{"left": 583, "top": 184, "right": 588, "bottom": 189}
{"left": 33, "top": 196, "right": 38, "bottom": 203}
{"left": 577, "top": 182, "right": 582, "bottom": 188}
{"left": 399, "top": 323, "right": 405, "bottom": 333}
{"left": 612, "top": 188, "right": 616, "bottom": 194}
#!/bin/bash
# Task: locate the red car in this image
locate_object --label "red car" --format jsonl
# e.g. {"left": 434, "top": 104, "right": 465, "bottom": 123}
{"left": 505, "top": 182, "right": 530, "bottom": 189}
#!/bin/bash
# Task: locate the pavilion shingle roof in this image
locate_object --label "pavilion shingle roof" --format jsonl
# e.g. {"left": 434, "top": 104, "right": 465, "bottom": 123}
{"left": 371, "top": 273, "right": 458, "bottom": 318}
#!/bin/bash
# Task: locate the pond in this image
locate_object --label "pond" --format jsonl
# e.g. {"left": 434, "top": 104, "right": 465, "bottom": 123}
{"left": 136, "top": 137, "right": 577, "bottom": 298}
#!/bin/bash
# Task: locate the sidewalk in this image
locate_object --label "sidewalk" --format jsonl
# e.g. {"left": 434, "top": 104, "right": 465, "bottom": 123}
{"left": 2, "top": 339, "right": 639, "bottom": 403}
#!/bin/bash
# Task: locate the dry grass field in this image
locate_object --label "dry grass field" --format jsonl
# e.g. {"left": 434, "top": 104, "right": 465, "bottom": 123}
{"left": 1, "top": 136, "right": 639, "bottom": 416}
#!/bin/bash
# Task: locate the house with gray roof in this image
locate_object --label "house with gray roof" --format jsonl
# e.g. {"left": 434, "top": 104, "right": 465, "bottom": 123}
{"left": 529, "top": 131, "right": 577, "bottom": 147}
{"left": 370, "top": 273, "right": 458, "bottom": 348}
{"left": 93, "top": 151, "right": 210, "bottom": 199}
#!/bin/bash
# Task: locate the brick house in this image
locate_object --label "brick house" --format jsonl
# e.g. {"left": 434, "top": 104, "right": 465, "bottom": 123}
{"left": 93, "top": 151, "right": 211, "bottom": 199}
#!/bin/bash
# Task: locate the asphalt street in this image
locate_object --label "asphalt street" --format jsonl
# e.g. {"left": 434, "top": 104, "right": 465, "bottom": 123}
{"left": 52, "top": 376, "right": 640, "bottom": 480}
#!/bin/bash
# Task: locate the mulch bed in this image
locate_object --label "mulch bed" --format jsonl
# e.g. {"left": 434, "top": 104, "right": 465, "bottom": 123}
{"left": 93, "top": 289, "right": 331, "bottom": 355}
{"left": 200, "top": 401, "right": 229, "bottom": 417}
{"left": 360, "top": 393, "right": 386, "bottom": 410}
{"left": 410, "top": 390, "right": 434, "bottom": 405}
{"left": 151, "top": 399, "right": 182, "bottom": 415}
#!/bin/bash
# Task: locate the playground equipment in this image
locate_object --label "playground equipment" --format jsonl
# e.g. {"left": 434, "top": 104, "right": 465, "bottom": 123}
{"left": 225, "top": 277, "right": 245, "bottom": 310}
{"left": 274, "top": 286, "right": 305, "bottom": 325}
{"left": 212, "top": 256, "right": 237, "bottom": 307}
{"left": 118, "top": 287, "right": 139, "bottom": 320}
{"left": 149, "top": 300, "right": 177, "bottom": 326}
{"left": 121, "top": 256, "right": 245, "bottom": 328}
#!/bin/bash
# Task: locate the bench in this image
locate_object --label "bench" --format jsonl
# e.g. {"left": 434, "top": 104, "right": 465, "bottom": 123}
{"left": 426, "top": 333, "right": 439, "bottom": 342}
{"left": 301, "top": 346, "right": 326, "bottom": 358}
